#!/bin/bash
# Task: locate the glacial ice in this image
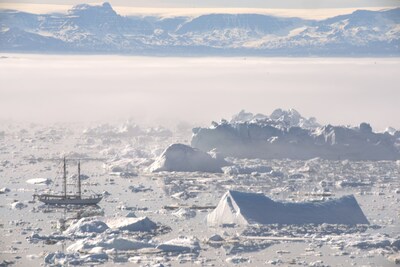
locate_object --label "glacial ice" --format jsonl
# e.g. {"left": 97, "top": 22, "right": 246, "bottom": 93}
{"left": 192, "top": 109, "right": 400, "bottom": 160}
{"left": 207, "top": 190, "right": 369, "bottom": 226}
{"left": 149, "top": 143, "right": 229, "bottom": 173}
{"left": 156, "top": 236, "right": 200, "bottom": 253}
{"left": 64, "top": 217, "right": 109, "bottom": 237}
{"left": 106, "top": 216, "right": 157, "bottom": 232}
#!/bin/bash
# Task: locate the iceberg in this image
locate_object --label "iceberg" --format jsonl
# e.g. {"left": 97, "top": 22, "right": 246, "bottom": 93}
{"left": 149, "top": 143, "right": 229, "bottom": 173}
{"left": 192, "top": 109, "right": 400, "bottom": 160}
{"left": 207, "top": 190, "right": 369, "bottom": 226}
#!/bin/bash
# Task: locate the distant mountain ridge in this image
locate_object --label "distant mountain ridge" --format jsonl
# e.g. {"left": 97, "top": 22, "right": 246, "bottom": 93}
{"left": 0, "top": 2, "right": 399, "bottom": 55}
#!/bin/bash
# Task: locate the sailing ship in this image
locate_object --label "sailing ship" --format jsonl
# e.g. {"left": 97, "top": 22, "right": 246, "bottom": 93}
{"left": 34, "top": 158, "right": 102, "bottom": 205}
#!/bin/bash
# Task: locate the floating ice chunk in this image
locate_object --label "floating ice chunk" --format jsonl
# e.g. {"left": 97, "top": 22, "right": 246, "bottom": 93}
{"left": 172, "top": 208, "right": 196, "bottom": 219}
{"left": 0, "top": 187, "right": 10, "bottom": 194}
{"left": 68, "top": 236, "right": 154, "bottom": 252}
{"left": 156, "top": 236, "right": 200, "bottom": 253}
{"left": 44, "top": 251, "right": 82, "bottom": 265}
{"left": 208, "top": 234, "right": 224, "bottom": 242}
{"left": 226, "top": 256, "right": 249, "bottom": 264}
{"left": 150, "top": 143, "right": 228, "bottom": 173}
{"left": 101, "top": 238, "right": 154, "bottom": 250}
{"left": 107, "top": 216, "right": 157, "bottom": 232}
{"left": 26, "top": 178, "right": 52, "bottom": 185}
{"left": 336, "top": 180, "right": 372, "bottom": 188}
{"left": 223, "top": 165, "right": 272, "bottom": 175}
{"left": 171, "top": 191, "right": 196, "bottom": 200}
{"left": 64, "top": 217, "right": 109, "bottom": 236}
{"left": 11, "top": 201, "right": 27, "bottom": 210}
{"left": 81, "top": 252, "right": 108, "bottom": 263}
{"left": 106, "top": 159, "right": 137, "bottom": 174}
{"left": 388, "top": 253, "right": 400, "bottom": 264}
{"left": 207, "top": 190, "right": 369, "bottom": 226}
{"left": 125, "top": 211, "right": 136, "bottom": 218}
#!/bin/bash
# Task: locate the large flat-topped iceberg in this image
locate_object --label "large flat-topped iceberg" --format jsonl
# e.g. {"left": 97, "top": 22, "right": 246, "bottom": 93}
{"left": 192, "top": 109, "right": 400, "bottom": 160}
{"left": 150, "top": 143, "right": 228, "bottom": 173}
{"left": 207, "top": 190, "right": 369, "bottom": 226}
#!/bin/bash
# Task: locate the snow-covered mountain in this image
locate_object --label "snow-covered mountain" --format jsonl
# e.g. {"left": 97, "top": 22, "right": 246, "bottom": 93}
{"left": 191, "top": 109, "right": 400, "bottom": 160}
{"left": 1, "top": 2, "right": 399, "bottom": 55}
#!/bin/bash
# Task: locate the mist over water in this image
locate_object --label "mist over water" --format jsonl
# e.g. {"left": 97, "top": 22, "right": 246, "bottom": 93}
{"left": 1, "top": 54, "right": 399, "bottom": 130}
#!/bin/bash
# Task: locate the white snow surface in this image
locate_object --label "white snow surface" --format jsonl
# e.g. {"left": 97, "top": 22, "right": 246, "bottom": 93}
{"left": 207, "top": 190, "right": 369, "bottom": 226}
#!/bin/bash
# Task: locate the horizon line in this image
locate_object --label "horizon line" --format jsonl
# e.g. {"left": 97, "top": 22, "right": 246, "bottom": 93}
{"left": 0, "top": 3, "right": 398, "bottom": 19}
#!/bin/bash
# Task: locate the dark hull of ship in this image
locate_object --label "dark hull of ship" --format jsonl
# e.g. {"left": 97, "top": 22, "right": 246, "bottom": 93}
{"left": 36, "top": 194, "right": 102, "bottom": 205}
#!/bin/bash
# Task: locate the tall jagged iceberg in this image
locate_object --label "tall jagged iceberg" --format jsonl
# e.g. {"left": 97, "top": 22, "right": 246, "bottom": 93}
{"left": 207, "top": 190, "right": 369, "bottom": 226}
{"left": 192, "top": 109, "right": 400, "bottom": 160}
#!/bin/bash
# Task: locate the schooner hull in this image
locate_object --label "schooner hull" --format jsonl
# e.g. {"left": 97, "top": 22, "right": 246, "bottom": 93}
{"left": 36, "top": 195, "right": 102, "bottom": 205}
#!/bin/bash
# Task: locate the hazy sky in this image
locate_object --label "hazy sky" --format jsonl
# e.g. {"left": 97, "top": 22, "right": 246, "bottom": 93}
{"left": 1, "top": 0, "right": 399, "bottom": 8}
{"left": 1, "top": 55, "right": 399, "bottom": 131}
{"left": 1, "top": 0, "right": 398, "bottom": 18}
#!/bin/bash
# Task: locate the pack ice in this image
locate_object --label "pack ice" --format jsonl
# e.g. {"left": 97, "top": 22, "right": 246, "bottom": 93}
{"left": 207, "top": 190, "right": 369, "bottom": 226}
{"left": 192, "top": 109, "right": 400, "bottom": 160}
{"left": 149, "top": 143, "right": 228, "bottom": 173}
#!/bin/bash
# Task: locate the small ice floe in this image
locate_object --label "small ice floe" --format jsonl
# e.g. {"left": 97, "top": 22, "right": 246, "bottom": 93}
{"left": 78, "top": 208, "right": 105, "bottom": 218}
{"left": 266, "top": 259, "right": 283, "bottom": 265}
{"left": 64, "top": 217, "right": 109, "bottom": 237}
{"left": 346, "top": 233, "right": 397, "bottom": 250}
{"left": 106, "top": 159, "right": 137, "bottom": 174}
{"left": 67, "top": 235, "right": 154, "bottom": 252}
{"left": 44, "top": 251, "right": 83, "bottom": 265}
{"left": 107, "top": 217, "right": 157, "bottom": 232}
{"left": 171, "top": 191, "right": 196, "bottom": 200}
{"left": 70, "top": 173, "right": 90, "bottom": 180}
{"left": 26, "top": 178, "right": 52, "bottom": 185}
{"left": 172, "top": 208, "right": 196, "bottom": 219}
{"left": 225, "top": 256, "right": 250, "bottom": 264}
{"left": 125, "top": 211, "right": 136, "bottom": 218}
{"left": 207, "top": 234, "right": 224, "bottom": 243}
{"left": 0, "top": 187, "right": 10, "bottom": 194}
{"left": 118, "top": 172, "right": 138, "bottom": 178}
{"left": 27, "top": 233, "right": 68, "bottom": 244}
{"left": 156, "top": 236, "right": 200, "bottom": 253}
{"left": 388, "top": 253, "right": 400, "bottom": 264}
{"left": 11, "top": 201, "right": 27, "bottom": 210}
{"left": 102, "top": 191, "right": 111, "bottom": 197}
{"left": 223, "top": 165, "right": 272, "bottom": 175}
{"left": 336, "top": 180, "right": 372, "bottom": 188}
{"left": 129, "top": 184, "right": 152, "bottom": 193}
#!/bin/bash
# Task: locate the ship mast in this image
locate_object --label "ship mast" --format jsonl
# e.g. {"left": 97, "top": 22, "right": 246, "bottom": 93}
{"left": 63, "top": 157, "right": 67, "bottom": 198}
{"left": 77, "top": 161, "right": 81, "bottom": 199}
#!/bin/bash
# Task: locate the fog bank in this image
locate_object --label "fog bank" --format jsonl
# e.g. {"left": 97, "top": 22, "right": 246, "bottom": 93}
{"left": 0, "top": 55, "right": 399, "bottom": 130}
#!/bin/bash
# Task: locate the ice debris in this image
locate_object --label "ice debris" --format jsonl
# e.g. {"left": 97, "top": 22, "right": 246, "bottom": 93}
{"left": 107, "top": 216, "right": 157, "bottom": 232}
{"left": 26, "top": 178, "right": 52, "bottom": 185}
{"left": 156, "top": 236, "right": 200, "bottom": 253}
